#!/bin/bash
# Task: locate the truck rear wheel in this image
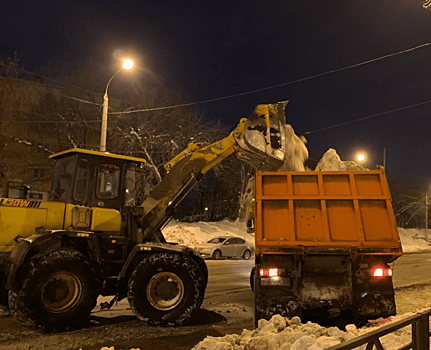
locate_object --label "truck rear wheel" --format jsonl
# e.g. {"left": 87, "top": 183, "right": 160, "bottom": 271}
{"left": 127, "top": 253, "right": 205, "bottom": 326}
{"left": 8, "top": 249, "right": 100, "bottom": 332}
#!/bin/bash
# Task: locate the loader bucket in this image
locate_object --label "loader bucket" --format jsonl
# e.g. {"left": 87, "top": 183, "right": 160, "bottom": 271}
{"left": 234, "top": 101, "right": 288, "bottom": 171}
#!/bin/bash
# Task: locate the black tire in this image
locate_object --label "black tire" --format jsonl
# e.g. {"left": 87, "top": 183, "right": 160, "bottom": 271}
{"left": 250, "top": 267, "right": 255, "bottom": 292}
{"left": 127, "top": 253, "right": 205, "bottom": 326}
{"left": 0, "top": 278, "right": 9, "bottom": 309}
{"left": 243, "top": 250, "right": 251, "bottom": 260}
{"left": 8, "top": 249, "right": 100, "bottom": 332}
{"left": 212, "top": 250, "right": 222, "bottom": 260}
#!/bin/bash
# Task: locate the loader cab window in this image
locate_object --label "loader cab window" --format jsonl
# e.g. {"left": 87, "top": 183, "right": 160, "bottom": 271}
{"left": 97, "top": 163, "right": 120, "bottom": 199}
{"left": 125, "top": 165, "right": 136, "bottom": 207}
{"left": 52, "top": 157, "right": 76, "bottom": 201}
{"left": 73, "top": 158, "right": 89, "bottom": 202}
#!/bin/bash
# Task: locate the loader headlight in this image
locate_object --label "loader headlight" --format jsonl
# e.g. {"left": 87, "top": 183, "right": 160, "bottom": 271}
{"left": 72, "top": 206, "right": 91, "bottom": 229}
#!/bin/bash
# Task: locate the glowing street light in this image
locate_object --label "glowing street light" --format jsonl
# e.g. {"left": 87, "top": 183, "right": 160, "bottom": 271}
{"left": 355, "top": 151, "right": 367, "bottom": 164}
{"left": 425, "top": 185, "right": 431, "bottom": 243}
{"left": 100, "top": 58, "right": 135, "bottom": 152}
{"left": 122, "top": 58, "right": 134, "bottom": 70}
{"left": 357, "top": 154, "right": 365, "bottom": 162}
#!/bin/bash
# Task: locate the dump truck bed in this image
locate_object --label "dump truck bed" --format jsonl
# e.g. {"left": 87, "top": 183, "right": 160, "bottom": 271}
{"left": 254, "top": 168, "right": 402, "bottom": 257}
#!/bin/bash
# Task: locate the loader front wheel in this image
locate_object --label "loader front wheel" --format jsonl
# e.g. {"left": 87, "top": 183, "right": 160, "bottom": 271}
{"left": 8, "top": 249, "right": 100, "bottom": 332}
{"left": 0, "top": 279, "right": 8, "bottom": 309}
{"left": 128, "top": 253, "right": 205, "bottom": 326}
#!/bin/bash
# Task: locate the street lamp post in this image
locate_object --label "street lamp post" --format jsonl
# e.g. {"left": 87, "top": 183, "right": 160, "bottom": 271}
{"left": 383, "top": 147, "right": 387, "bottom": 169}
{"left": 99, "top": 58, "right": 134, "bottom": 152}
{"left": 426, "top": 191, "right": 429, "bottom": 243}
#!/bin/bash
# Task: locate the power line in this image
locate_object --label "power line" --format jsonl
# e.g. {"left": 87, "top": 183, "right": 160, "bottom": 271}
{"left": 390, "top": 183, "right": 425, "bottom": 195}
{"left": 2, "top": 41, "right": 430, "bottom": 135}
{"left": 59, "top": 93, "right": 102, "bottom": 106}
{"left": 302, "top": 98, "right": 431, "bottom": 136}
{"left": 0, "top": 65, "right": 102, "bottom": 97}
{"left": 109, "top": 42, "right": 431, "bottom": 115}
{"left": 5, "top": 42, "right": 429, "bottom": 116}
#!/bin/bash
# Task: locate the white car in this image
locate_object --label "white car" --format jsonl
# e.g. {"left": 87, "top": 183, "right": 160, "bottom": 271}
{"left": 194, "top": 236, "right": 254, "bottom": 260}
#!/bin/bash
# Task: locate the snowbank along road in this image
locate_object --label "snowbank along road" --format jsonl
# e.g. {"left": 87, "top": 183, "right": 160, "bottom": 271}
{"left": 1, "top": 222, "right": 431, "bottom": 350}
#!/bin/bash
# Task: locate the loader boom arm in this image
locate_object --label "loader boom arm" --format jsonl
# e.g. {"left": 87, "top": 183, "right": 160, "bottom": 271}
{"left": 135, "top": 101, "right": 289, "bottom": 243}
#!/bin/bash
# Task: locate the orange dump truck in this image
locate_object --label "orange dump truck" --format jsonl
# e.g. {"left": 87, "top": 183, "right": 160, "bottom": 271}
{"left": 252, "top": 167, "right": 402, "bottom": 326}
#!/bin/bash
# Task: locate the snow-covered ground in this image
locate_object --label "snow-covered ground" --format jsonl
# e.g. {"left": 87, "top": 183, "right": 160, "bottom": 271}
{"left": 4, "top": 219, "right": 430, "bottom": 350}
{"left": 164, "top": 220, "right": 431, "bottom": 350}
{"left": 98, "top": 135, "right": 431, "bottom": 350}
{"left": 162, "top": 219, "right": 254, "bottom": 248}
{"left": 398, "top": 227, "right": 431, "bottom": 253}
{"left": 163, "top": 220, "right": 431, "bottom": 255}
{"left": 99, "top": 220, "right": 431, "bottom": 350}
{"left": 5, "top": 220, "right": 430, "bottom": 350}
{"left": 192, "top": 313, "right": 419, "bottom": 350}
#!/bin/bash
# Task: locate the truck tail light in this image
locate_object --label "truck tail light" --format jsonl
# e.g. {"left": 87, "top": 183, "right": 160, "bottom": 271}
{"left": 371, "top": 265, "right": 392, "bottom": 279}
{"left": 260, "top": 268, "right": 280, "bottom": 278}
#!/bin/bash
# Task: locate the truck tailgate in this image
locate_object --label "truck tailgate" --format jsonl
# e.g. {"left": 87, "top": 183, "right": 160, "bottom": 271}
{"left": 254, "top": 169, "right": 402, "bottom": 256}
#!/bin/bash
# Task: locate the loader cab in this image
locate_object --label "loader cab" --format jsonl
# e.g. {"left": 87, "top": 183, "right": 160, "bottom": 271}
{"left": 49, "top": 148, "right": 146, "bottom": 212}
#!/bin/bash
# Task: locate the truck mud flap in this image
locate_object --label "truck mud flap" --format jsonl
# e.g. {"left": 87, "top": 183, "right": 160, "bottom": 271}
{"left": 297, "top": 273, "right": 353, "bottom": 311}
{"left": 255, "top": 296, "right": 301, "bottom": 325}
{"left": 355, "top": 291, "right": 396, "bottom": 318}
{"left": 353, "top": 280, "right": 396, "bottom": 318}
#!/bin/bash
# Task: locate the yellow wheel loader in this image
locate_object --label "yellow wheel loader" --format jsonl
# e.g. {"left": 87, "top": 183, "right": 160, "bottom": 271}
{"left": 0, "top": 102, "right": 288, "bottom": 332}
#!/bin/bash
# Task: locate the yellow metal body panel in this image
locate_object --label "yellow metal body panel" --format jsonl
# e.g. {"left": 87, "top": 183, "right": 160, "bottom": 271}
{"left": 64, "top": 203, "right": 77, "bottom": 229}
{"left": 63, "top": 205, "right": 121, "bottom": 232}
{"left": 254, "top": 169, "right": 403, "bottom": 256}
{"left": 50, "top": 147, "right": 146, "bottom": 164}
{"left": 91, "top": 208, "right": 121, "bottom": 232}
{"left": 0, "top": 199, "right": 122, "bottom": 254}
{"left": 0, "top": 198, "right": 66, "bottom": 253}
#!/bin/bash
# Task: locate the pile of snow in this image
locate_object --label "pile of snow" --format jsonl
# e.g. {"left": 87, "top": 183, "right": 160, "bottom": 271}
{"left": 315, "top": 148, "right": 366, "bottom": 171}
{"left": 100, "top": 348, "right": 140, "bottom": 350}
{"left": 192, "top": 313, "right": 416, "bottom": 350}
{"left": 162, "top": 219, "right": 254, "bottom": 248}
{"left": 162, "top": 220, "right": 431, "bottom": 254}
{"left": 278, "top": 124, "right": 309, "bottom": 172}
{"left": 398, "top": 227, "right": 431, "bottom": 253}
{"left": 160, "top": 220, "right": 429, "bottom": 350}
{"left": 3, "top": 219, "right": 428, "bottom": 349}
{"left": 163, "top": 220, "right": 431, "bottom": 254}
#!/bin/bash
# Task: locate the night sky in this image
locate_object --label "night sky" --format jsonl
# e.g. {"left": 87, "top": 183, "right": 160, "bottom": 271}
{"left": 2, "top": 1, "right": 431, "bottom": 184}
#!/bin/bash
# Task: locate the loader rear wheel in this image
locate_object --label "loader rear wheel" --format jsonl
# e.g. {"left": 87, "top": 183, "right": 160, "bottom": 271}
{"left": 127, "top": 253, "right": 205, "bottom": 326}
{"left": 8, "top": 249, "right": 100, "bottom": 332}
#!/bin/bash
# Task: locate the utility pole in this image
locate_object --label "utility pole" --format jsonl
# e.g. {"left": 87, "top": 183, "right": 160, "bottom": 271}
{"left": 383, "top": 147, "right": 386, "bottom": 169}
{"left": 426, "top": 192, "right": 429, "bottom": 243}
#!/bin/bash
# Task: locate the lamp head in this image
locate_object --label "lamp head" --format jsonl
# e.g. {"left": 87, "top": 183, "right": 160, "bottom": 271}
{"left": 122, "top": 58, "right": 134, "bottom": 70}
{"left": 355, "top": 150, "right": 367, "bottom": 163}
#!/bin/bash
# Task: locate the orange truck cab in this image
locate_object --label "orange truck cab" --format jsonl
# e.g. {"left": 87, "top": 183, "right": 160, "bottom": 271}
{"left": 252, "top": 167, "right": 402, "bottom": 327}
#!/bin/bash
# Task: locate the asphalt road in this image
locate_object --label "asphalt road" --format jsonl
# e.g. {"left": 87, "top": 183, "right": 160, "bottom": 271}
{"left": 1, "top": 253, "right": 431, "bottom": 350}
{"left": 204, "top": 259, "right": 254, "bottom": 307}
{"left": 392, "top": 251, "right": 431, "bottom": 288}
{"left": 0, "top": 258, "right": 256, "bottom": 350}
